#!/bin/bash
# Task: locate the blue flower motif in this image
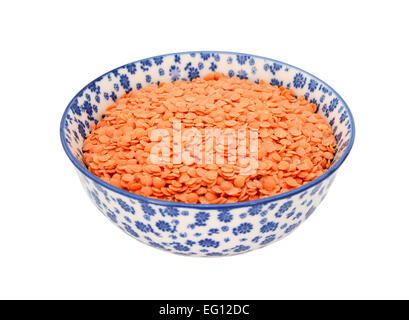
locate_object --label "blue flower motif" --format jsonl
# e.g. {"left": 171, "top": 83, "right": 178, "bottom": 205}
{"left": 212, "top": 53, "right": 220, "bottom": 61}
{"left": 217, "top": 209, "right": 233, "bottom": 223}
{"left": 126, "top": 63, "right": 137, "bottom": 74}
{"left": 188, "top": 67, "right": 200, "bottom": 81}
{"left": 340, "top": 111, "right": 347, "bottom": 123}
{"left": 156, "top": 220, "right": 175, "bottom": 233}
{"left": 87, "top": 82, "right": 98, "bottom": 93}
{"left": 273, "top": 63, "right": 282, "bottom": 71}
{"left": 198, "top": 62, "right": 204, "bottom": 70}
{"left": 321, "top": 86, "right": 328, "bottom": 93}
{"left": 145, "top": 74, "right": 151, "bottom": 83}
{"left": 286, "top": 208, "right": 296, "bottom": 219}
{"left": 209, "top": 62, "right": 217, "bottom": 72}
{"left": 200, "top": 53, "right": 211, "bottom": 60}
{"left": 328, "top": 98, "right": 339, "bottom": 111}
{"left": 305, "top": 205, "right": 316, "bottom": 219}
{"left": 233, "top": 245, "right": 250, "bottom": 253}
{"left": 310, "top": 184, "right": 321, "bottom": 196}
{"left": 236, "top": 55, "right": 249, "bottom": 65}
{"left": 221, "top": 226, "right": 229, "bottom": 232}
{"left": 123, "top": 223, "right": 139, "bottom": 238}
{"left": 174, "top": 54, "right": 181, "bottom": 63}
{"left": 153, "top": 56, "right": 163, "bottom": 65}
{"left": 136, "top": 83, "right": 142, "bottom": 90}
{"left": 78, "top": 122, "right": 86, "bottom": 139}
{"left": 195, "top": 211, "right": 210, "bottom": 226}
{"left": 275, "top": 201, "right": 293, "bottom": 218}
{"left": 117, "top": 198, "right": 135, "bottom": 214}
{"left": 335, "top": 132, "right": 342, "bottom": 143}
{"left": 158, "top": 68, "right": 164, "bottom": 76}
{"left": 268, "top": 203, "right": 277, "bottom": 211}
{"left": 237, "top": 70, "right": 248, "bottom": 80}
{"left": 270, "top": 78, "right": 283, "bottom": 87}
{"left": 252, "top": 236, "right": 261, "bottom": 243}
{"left": 198, "top": 238, "right": 219, "bottom": 248}
{"left": 184, "top": 62, "right": 192, "bottom": 71}
{"left": 293, "top": 212, "right": 302, "bottom": 220}
{"left": 233, "top": 223, "right": 253, "bottom": 235}
{"left": 160, "top": 207, "right": 180, "bottom": 217}
{"left": 107, "top": 210, "right": 118, "bottom": 223}
{"left": 263, "top": 64, "right": 270, "bottom": 71}
{"left": 141, "top": 203, "right": 156, "bottom": 216}
{"left": 208, "top": 228, "right": 219, "bottom": 235}
{"left": 70, "top": 99, "right": 81, "bottom": 115}
{"left": 134, "top": 221, "right": 153, "bottom": 233}
{"left": 249, "top": 204, "right": 263, "bottom": 216}
{"left": 173, "top": 243, "right": 190, "bottom": 251}
{"left": 308, "top": 79, "right": 318, "bottom": 92}
{"left": 169, "top": 65, "right": 181, "bottom": 81}
{"left": 186, "top": 240, "right": 195, "bottom": 246}
{"left": 260, "top": 221, "right": 278, "bottom": 233}
{"left": 228, "top": 70, "right": 235, "bottom": 77}
{"left": 293, "top": 72, "right": 306, "bottom": 88}
{"left": 260, "top": 234, "right": 276, "bottom": 245}
{"left": 82, "top": 100, "right": 92, "bottom": 117}
{"left": 140, "top": 59, "right": 152, "bottom": 71}
{"left": 227, "top": 56, "right": 233, "bottom": 64}
{"left": 285, "top": 221, "right": 301, "bottom": 233}
{"left": 249, "top": 58, "right": 255, "bottom": 66}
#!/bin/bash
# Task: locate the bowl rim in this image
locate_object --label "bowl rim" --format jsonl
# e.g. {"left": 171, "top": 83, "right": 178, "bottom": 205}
{"left": 60, "top": 50, "right": 355, "bottom": 209}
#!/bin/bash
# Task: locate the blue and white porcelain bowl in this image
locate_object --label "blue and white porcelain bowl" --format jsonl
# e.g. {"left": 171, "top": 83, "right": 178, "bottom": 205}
{"left": 60, "top": 51, "right": 355, "bottom": 256}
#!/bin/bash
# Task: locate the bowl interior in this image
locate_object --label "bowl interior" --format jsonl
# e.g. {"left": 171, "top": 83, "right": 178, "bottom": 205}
{"left": 61, "top": 51, "right": 354, "bottom": 200}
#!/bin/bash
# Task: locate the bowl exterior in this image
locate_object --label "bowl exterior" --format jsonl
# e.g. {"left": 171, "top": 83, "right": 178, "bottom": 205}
{"left": 61, "top": 51, "right": 354, "bottom": 256}
{"left": 78, "top": 168, "right": 336, "bottom": 256}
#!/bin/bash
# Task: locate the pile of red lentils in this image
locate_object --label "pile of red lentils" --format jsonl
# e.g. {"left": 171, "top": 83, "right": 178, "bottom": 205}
{"left": 83, "top": 73, "right": 336, "bottom": 204}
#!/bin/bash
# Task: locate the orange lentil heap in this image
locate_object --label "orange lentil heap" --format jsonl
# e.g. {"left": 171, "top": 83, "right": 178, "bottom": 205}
{"left": 83, "top": 73, "right": 336, "bottom": 204}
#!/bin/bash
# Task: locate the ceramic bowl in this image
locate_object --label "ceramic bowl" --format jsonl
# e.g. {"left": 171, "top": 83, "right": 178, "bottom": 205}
{"left": 60, "top": 51, "right": 355, "bottom": 256}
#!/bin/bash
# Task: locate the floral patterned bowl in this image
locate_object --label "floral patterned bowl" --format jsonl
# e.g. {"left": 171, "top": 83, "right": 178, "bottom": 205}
{"left": 60, "top": 51, "right": 355, "bottom": 256}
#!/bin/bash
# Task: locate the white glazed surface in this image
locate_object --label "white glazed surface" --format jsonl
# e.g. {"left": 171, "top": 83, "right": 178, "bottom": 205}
{"left": 61, "top": 52, "right": 354, "bottom": 256}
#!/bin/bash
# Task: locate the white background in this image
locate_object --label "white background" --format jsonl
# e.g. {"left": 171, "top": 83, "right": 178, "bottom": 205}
{"left": 1, "top": 0, "right": 408, "bottom": 300}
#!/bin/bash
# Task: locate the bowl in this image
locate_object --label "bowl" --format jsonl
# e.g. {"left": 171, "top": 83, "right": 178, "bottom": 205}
{"left": 60, "top": 51, "right": 355, "bottom": 256}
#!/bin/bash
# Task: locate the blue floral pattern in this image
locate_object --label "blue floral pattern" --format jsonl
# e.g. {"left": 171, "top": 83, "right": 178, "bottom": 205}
{"left": 61, "top": 51, "right": 354, "bottom": 256}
